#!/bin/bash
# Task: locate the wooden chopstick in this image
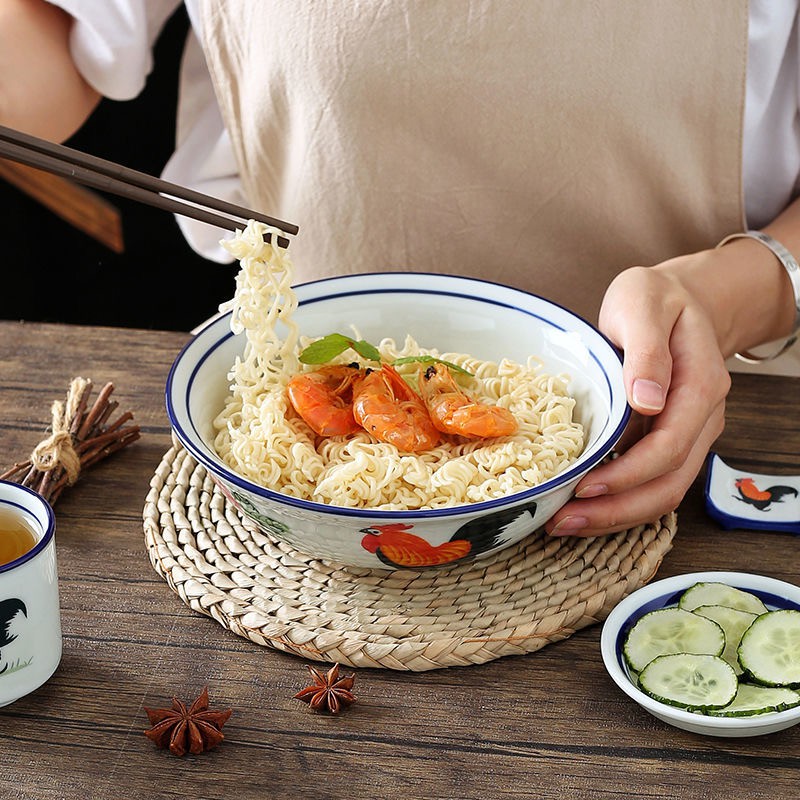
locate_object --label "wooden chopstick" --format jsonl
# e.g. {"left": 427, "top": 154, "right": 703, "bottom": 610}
{"left": 0, "top": 158, "right": 125, "bottom": 253}
{"left": 0, "top": 124, "right": 297, "bottom": 248}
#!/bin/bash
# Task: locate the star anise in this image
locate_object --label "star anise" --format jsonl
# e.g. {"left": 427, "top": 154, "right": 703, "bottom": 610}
{"left": 144, "top": 687, "right": 232, "bottom": 756}
{"left": 293, "top": 663, "right": 357, "bottom": 714}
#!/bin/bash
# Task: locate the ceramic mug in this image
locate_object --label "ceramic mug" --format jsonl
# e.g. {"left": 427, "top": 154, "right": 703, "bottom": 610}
{"left": 0, "top": 480, "right": 61, "bottom": 707}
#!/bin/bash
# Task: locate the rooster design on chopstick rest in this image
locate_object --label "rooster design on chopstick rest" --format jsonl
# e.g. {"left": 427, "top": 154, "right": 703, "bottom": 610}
{"left": 734, "top": 478, "right": 798, "bottom": 511}
{"left": 0, "top": 598, "right": 30, "bottom": 676}
{"left": 705, "top": 453, "right": 800, "bottom": 534}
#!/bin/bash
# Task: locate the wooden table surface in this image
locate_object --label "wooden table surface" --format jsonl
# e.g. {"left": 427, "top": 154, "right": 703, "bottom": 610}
{"left": 1, "top": 320, "right": 799, "bottom": 800}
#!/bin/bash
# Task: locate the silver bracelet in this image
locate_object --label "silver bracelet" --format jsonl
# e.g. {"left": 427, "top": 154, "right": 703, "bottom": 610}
{"left": 716, "top": 230, "right": 800, "bottom": 363}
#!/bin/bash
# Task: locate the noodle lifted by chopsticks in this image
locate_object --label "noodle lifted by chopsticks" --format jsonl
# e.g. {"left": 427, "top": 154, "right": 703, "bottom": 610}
{"left": 213, "top": 221, "right": 584, "bottom": 510}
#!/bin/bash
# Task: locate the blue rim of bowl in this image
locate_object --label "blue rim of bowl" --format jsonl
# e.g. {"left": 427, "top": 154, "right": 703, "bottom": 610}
{"left": 167, "top": 272, "right": 631, "bottom": 519}
{"left": 601, "top": 571, "right": 800, "bottom": 729}
{"left": 0, "top": 481, "right": 56, "bottom": 574}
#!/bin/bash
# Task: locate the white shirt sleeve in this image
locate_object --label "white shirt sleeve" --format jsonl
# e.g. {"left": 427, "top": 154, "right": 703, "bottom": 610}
{"left": 160, "top": 24, "right": 241, "bottom": 264}
{"left": 48, "top": 0, "right": 182, "bottom": 99}
{"left": 48, "top": 0, "right": 236, "bottom": 261}
{"left": 743, "top": 0, "right": 800, "bottom": 230}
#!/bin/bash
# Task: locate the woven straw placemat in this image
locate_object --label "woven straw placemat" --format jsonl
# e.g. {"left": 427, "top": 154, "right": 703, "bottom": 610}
{"left": 143, "top": 443, "right": 677, "bottom": 671}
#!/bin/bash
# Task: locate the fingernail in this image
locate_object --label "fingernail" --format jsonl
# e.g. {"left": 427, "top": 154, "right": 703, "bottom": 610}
{"left": 576, "top": 483, "right": 608, "bottom": 499}
{"left": 550, "top": 515, "right": 589, "bottom": 536}
{"left": 632, "top": 378, "right": 665, "bottom": 411}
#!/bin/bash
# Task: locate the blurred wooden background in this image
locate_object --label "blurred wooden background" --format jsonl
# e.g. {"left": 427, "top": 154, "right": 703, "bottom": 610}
{"left": 0, "top": 7, "right": 235, "bottom": 332}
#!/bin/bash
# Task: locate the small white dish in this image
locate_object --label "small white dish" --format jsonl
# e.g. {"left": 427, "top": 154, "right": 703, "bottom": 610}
{"left": 601, "top": 571, "right": 800, "bottom": 737}
{"left": 705, "top": 452, "right": 800, "bottom": 534}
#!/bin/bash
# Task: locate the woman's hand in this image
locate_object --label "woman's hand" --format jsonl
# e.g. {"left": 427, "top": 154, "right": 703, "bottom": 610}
{"left": 545, "top": 211, "right": 800, "bottom": 538}
{"left": 545, "top": 258, "right": 732, "bottom": 537}
{"left": 542, "top": 12, "right": 800, "bottom": 540}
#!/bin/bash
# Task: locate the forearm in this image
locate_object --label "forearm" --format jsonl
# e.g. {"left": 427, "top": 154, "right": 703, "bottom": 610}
{"left": 656, "top": 198, "right": 800, "bottom": 359}
{"left": 0, "top": 0, "right": 100, "bottom": 141}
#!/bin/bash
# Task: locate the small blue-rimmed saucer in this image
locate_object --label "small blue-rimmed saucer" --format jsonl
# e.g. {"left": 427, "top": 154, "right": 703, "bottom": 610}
{"left": 601, "top": 571, "right": 800, "bottom": 736}
{"left": 705, "top": 452, "right": 800, "bottom": 535}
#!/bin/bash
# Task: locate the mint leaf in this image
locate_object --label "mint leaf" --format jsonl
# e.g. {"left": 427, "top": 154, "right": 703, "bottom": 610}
{"left": 299, "top": 333, "right": 381, "bottom": 364}
{"left": 299, "top": 333, "right": 352, "bottom": 363}
{"left": 393, "top": 355, "right": 473, "bottom": 376}
{"left": 298, "top": 334, "right": 466, "bottom": 373}
{"left": 350, "top": 339, "right": 382, "bottom": 362}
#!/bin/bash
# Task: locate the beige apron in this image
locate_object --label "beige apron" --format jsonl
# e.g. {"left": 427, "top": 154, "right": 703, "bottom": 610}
{"left": 199, "top": 0, "right": 746, "bottom": 327}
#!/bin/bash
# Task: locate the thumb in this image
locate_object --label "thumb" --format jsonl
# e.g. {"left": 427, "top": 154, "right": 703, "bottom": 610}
{"left": 627, "top": 358, "right": 669, "bottom": 414}
{"left": 599, "top": 273, "right": 674, "bottom": 416}
{"left": 615, "top": 328, "right": 673, "bottom": 416}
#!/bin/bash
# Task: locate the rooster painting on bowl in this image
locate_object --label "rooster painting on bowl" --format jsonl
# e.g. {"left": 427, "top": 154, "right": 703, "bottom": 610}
{"left": 360, "top": 500, "right": 539, "bottom": 569}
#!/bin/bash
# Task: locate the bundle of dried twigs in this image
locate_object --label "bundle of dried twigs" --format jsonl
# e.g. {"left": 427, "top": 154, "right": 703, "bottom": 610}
{"left": 0, "top": 377, "right": 140, "bottom": 504}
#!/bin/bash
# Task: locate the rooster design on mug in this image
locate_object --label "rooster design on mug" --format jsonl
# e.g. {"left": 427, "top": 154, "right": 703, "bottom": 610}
{"left": 0, "top": 598, "right": 28, "bottom": 675}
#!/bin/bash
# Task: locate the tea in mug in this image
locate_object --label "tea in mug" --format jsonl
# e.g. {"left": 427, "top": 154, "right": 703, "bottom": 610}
{"left": 0, "top": 508, "right": 38, "bottom": 566}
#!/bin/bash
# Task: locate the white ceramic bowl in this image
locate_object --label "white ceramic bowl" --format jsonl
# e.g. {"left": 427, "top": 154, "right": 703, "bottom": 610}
{"left": 167, "top": 272, "right": 629, "bottom": 569}
{"left": 601, "top": 571, "right": 800, "bottom": 737}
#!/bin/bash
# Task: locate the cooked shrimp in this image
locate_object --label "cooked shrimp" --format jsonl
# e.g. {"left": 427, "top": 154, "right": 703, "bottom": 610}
{"left": 352, "top": 363, "right": 441, "bottom": 452}
{"left": 287, "top": 364, "right": 363, "bottom": 436}
{"left": 418, "top": 363, "right": 518, "bottom": 438}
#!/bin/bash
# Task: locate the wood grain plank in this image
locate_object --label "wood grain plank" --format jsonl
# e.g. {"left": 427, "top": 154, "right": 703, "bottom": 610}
{"left": 0, "top": 321, "right": 798, "bottom": 800}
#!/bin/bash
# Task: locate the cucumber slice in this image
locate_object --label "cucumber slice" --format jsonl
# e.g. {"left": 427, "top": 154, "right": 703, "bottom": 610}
{"left": 692, "top": 604, "right": 759, "bottom": 675}
{"left": 738, "top": 609, "right": 800, "bottom": 687}
{"left": 708, "top": 683, "right": 800, "bottom": 717}
{"left": 678, "top": 582, "right": 768, "bottom": 615}
{"left": 623, "top": 607, "right": 725, "bottom": 674}
{"left": 639, "top": 654, "right": 738, "bottom": 711}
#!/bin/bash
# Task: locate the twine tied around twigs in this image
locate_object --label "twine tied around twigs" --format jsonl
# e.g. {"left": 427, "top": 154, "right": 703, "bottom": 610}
{"left": 30, "top": 378, "right": 88, "bottom": 485}
{"left": 0, "top": 377, "right": 141, "bottom": 504}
